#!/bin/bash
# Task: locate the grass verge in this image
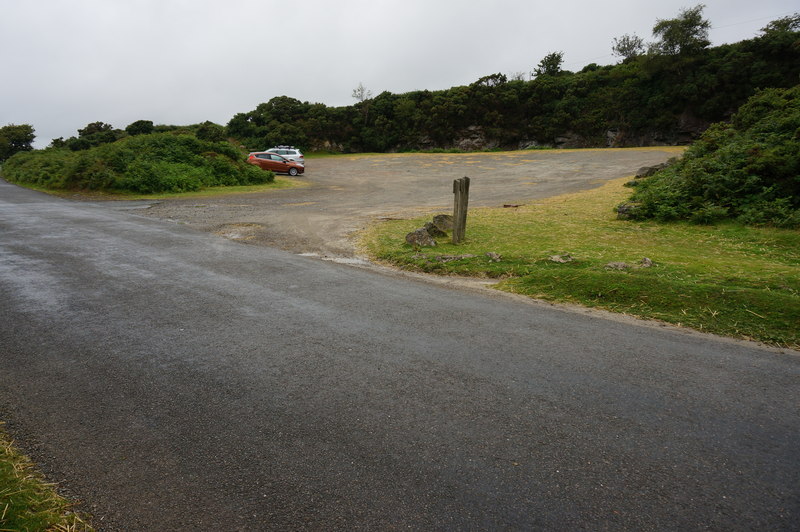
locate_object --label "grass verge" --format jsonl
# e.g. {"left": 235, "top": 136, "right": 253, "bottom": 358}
{"left": 361, "top": 177, "right": 800, "bottom": 348}
{"left": 4, "top": 177, "right": 305, "bottom": 201}
{"left": 0, "top": 424, "right": 92, "bottom": 531}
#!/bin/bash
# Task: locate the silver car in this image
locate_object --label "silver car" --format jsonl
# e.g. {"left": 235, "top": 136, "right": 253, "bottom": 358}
{"left": 266, "top": 145, "right": 304, "bottom": 166}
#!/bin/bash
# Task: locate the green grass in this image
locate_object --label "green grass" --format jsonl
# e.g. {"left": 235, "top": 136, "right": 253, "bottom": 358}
{"left": 8, "top": 177, "right": 305, "bottom": 201}
{"left": 361, "top": 177, "right": 800, "bottom": 348}
{"left": 0, "top": 424, "right": 92, "bottom": 531}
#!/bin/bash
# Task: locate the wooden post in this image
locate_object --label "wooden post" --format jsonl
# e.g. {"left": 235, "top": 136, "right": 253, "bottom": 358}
{"left": 452, "top": 176, "right": 470, "bottom": 244}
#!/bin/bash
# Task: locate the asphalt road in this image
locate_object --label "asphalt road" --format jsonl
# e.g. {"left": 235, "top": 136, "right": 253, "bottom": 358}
{"left": 1, "top": 178, "right": 799, "bottom": 530}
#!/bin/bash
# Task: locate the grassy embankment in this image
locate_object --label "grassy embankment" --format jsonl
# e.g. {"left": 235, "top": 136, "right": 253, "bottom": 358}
{"left": 361, "top": 176, "right": 800, "bottom": 348}
{"left": 0, "top": 425, "right": 92, "bottom": 531}
{"left": 16, "top": 176, "right": 306, "bottom": 201}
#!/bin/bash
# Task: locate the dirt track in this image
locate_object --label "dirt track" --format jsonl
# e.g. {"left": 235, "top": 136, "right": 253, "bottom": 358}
{"left": 135, "top": 148, "right": 681, "bottom": 257}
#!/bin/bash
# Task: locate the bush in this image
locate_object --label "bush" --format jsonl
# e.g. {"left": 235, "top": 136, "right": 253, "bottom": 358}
{"left": 126, "top": 120, "right": 155, "bottom": 136}
{"left": 627, "top": 85, "right": 800, "bottom": 228}
{"left": 0, "top": 148, "right": 76, "bottom": 188}
{"left": 196, "top": 121, "right": 226, "bottom": 142}
{"left": 2, "top": 132, "right": 274, "bottom": 193}
{"left": 120, "top": 159, "right": 206, "bottom": 193}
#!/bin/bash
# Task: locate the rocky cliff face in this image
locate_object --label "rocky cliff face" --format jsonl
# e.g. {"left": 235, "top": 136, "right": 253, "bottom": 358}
{"left": 447, "top": 108, "right": 711, "bottom": 151}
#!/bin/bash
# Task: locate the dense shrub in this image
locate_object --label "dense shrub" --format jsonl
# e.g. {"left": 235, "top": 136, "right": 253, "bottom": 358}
{"left": 0, "top": 148, "right": 76, "bottom": 188}
{"left": 195, "top": 121, "right": 226, "bottom": 142}
{"left": 2, "top": 133, "right": 273, "bottom": 193}
{"left": 125, "top": 120, "right": 155, "bottom": 136}
{"left": 626, "top": 85, "right": 800, "bottom": 228}
{"left": 226, "top": 13, "right": 799, "bottom": 152}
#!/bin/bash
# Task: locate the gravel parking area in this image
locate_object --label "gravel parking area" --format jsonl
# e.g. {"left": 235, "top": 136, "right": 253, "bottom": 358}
{"left": 135, "top": 148, "right": 680, "bottom": 257}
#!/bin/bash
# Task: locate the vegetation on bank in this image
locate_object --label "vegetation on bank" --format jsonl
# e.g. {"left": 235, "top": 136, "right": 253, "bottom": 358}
{"left": 625, "top": 85, "right": 800, "bottom": 228}
{"left": 0, "top": 425, "right": 93, "bottom": 531}
{"left": 225, "top": 10, "right": 799, "bottom": 153}
{"left": 361, "top": 175, "right": 800, "bottom": 348}
{"left": 1, "top": 7, "right": 797, "bottom": 197}
{"left": 2, "top": 133, "right": 273, "bottom": 193}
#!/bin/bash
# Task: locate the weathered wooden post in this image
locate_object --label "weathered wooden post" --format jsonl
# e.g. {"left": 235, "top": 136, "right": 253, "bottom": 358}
{"left": 452, "top": 176, "right": 470, "bottom": 244}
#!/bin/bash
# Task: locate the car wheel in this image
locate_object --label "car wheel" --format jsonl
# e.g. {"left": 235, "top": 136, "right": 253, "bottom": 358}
{"left": 288, "top": 167, "right": 298, "bottom": 176}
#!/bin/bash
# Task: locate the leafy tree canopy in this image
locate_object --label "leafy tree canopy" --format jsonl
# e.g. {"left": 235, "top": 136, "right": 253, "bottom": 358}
{"left": 195, "top": 121, "right": 226, "bottom": 142}
{"left": 473, "top": 73, "right": 508, "bottom": 87}
{"left": 125, "top": 120, "right": 155, "bottom": 136}
{"left": 612, "top": 34, "right": 645, "bottom": 61}
{"left": 650, "top": 4, "right": 711, "bottom": 55}
{"left": 534, "top": 51, "right": 564, "bottom": 77}
{"left": 352, "top": 82, "right": 373, "bottom": 103}
{"left": 78, "top": 121, "right": 113, "bottom": 137}
{"left": 0, "top": 124, "right": 35, "bottom": 162}
{"left": 760, "top": 13, "right": 800, "bottom": 35}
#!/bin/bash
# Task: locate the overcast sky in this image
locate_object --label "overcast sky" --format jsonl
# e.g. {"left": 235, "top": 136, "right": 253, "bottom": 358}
{"left": 1, "top": 0, "right": 797, "bottom": 147}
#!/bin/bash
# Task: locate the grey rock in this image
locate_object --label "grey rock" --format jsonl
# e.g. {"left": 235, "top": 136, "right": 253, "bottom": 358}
{"left": 455, "top": 126, "right": 499, "bottom": 151}
{"left": 436, "top": 254, "right": 476, "bottom": 263}
{"left": 432, "top": 214, "right": 454, "bottom": 232}
{"left": 549, "top": 254, "right": 575, "bottom": 263}
{"left": 635, "top": 160, "right": 676, "bottom": 179}
{"left": 635, "top": 164, "right": 664, "bottom": 178}
{"left": 640, "top": 257, "right": 654, "bottom": 268}
{"left": 519, "top": 140, "right": 547, "bottom": 150}
{"left": 405, "top": 228, "right": 437, "bottom": 248}
{"left": 616, "top": 202, "right": 641, "bottom": 220}
{"left": 485, "top": 252, "right": 502, "bottom": 262}
{"left": 424, "top": 221, "right": 448, "bottom": 238}
{"left": 553, "top": 132, "right": 585, "bottom": 149}
{"left": 606, "top": 129, "right": 621, "bottom": 147}
{"left": 678, "top": 109, "right": 711, "bottom": 137}
{"left": 605, "top": 262, "right": 630, "bottom": 270}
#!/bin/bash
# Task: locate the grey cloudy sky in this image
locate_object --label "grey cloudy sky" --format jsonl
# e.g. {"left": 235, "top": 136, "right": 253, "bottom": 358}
{"left": 1, "top": 0, "right": 796, "bottom": 147}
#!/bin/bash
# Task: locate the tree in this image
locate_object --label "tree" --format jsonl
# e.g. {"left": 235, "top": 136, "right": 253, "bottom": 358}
{"left": 196, "top": 121, "right": 225, "bottom": 142}
{"left": 49, "top": 137, "right": 67, "bottom": 148}
{"left": 71, "top": 121, "right": 120, "bottom": 149}
{"left": 351, "top": 82, "right": 373, "bottom": 103}
{"left": 126, "top": 120, "right": 154, "bottom": 136}
{"left": 473, "top": 73, "right": 508, "bottom": 87}
{"left": 352, "top": 82, "right": 374, "bottom": 126}
{"left": 0, "top": 124, "right": 35, "bottom": 162}
{"left": 759, "top": 13, "right": 800, "bottom": 35}
{"left": 612, "top": 34, "right": 645, "bottom": 61}
{"left": 651, "top": 4, "right": 710, "bottom": 55}
{"left": 78, "top": 121, "right": 113, "bottom": 137}
{"left": 534, "top": 51, "right": 564, "bottom": 77}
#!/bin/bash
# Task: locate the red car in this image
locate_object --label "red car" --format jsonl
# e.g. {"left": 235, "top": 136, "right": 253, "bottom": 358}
{"left": 247, "top": 152, "right": 305, "bottom": 176}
